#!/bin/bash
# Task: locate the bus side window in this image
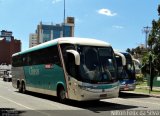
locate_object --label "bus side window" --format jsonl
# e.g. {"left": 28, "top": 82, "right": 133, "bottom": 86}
{"left": 12, "top": 55, "right": 23, "bottom": 67}
{"left": 27, "top": 54, "right": 32, "bottom": 65}
{"left": 22, "top": 54, "right": 28, "bottom": 66}
{"left": 47, "top": 46, "right": 61, "bottom": 66}
{"left": 66, "top": 53, "right": 76, "bottom": 77}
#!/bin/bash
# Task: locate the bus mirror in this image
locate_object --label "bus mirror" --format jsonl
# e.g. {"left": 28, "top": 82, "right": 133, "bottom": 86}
{"left": 66, "top": 50, "right": 80, "bottom": 65}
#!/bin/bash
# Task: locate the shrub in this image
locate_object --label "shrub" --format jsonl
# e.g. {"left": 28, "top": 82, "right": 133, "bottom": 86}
{"left": 136, "top": 74, "right": 144, "bottom": 83}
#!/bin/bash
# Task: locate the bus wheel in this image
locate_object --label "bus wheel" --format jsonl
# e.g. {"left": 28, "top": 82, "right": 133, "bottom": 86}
{"left": 58, "top": 86, "right": 66, "bottom": 103}
{"left": 22, "top": 82, "right": 26, "bottom": 94}
{"left": 18, "top": 83, "right": 22, "bottom": 93}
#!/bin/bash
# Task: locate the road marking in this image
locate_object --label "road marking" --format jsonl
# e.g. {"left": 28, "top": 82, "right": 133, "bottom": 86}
{"left": 0, "top": 95, "right": 51, "bottom": 116}
{"left": 0, "top": 95, "right": 33, "bottom": 110}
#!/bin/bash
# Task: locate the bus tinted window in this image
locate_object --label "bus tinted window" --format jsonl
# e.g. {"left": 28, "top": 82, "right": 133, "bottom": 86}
{"left": 12, "top": 45, "right": 61, "bottom": 67}
{"left": 29, "top": 46, "right": 61, "bottom": 66}
{"left": 12, "top": 55, "right": 23, "bottom": 67}
{"left": 60, "top": 44, "right": 76, "bottom": 77}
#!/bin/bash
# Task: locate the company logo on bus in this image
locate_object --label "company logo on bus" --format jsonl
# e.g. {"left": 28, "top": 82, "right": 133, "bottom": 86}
{"left": 29, "top": 67, "right": 40, "bottom": 76}
{"left": 45, "top": 64, "right": 53, "bottom": 69}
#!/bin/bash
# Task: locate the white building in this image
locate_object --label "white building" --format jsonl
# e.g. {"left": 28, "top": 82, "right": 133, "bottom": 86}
{"left": 29, "top": 33, "right": 38, "bottom": 48}
{"left": 29, "top": 17, "right": 75, "bottom": 48}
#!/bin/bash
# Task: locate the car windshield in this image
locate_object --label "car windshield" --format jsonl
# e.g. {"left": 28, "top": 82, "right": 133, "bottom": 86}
{"left": 77, "top": 45, "right": 117, "bottom": 83}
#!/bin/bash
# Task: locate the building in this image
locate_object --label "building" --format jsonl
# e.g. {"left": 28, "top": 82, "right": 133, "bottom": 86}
{"left": 29, "top": 17, "right": 75, "bottom": 47}
{"left": 0, "top": 30, "right": 21, "bottom": 64}
{"left": 29, "top": 34, "right": 38, "bottom": 48}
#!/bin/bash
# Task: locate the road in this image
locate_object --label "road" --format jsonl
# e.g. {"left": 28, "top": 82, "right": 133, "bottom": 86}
{"left": 0, "top": 78, "right": 160, "bottom": 116}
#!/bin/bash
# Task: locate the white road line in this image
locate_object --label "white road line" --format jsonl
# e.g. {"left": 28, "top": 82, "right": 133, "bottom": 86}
{"left": 0, "top": 95, "right": 51, "bottom": 116}
{"left": 0, "top": 95, "right": 33, "bottom": 110}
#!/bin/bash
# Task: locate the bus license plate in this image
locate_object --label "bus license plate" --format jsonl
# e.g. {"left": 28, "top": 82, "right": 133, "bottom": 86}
{"left": 100, "top": 94, "right": 107, "bottom": 98}
{"left": 124, "top": 87, "right": 129, "bottom": 90}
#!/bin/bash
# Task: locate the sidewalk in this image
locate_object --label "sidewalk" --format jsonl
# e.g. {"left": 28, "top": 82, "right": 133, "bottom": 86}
{"left": 123, "top": 86, "right": 160, "bottom": 98}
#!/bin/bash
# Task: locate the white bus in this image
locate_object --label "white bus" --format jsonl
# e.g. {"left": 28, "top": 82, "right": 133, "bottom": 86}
{"left": 12, "top": 37, "right": 119, "bottom": 102}
{"left": 133, "top": 58, "right": 141, "bottom": 74}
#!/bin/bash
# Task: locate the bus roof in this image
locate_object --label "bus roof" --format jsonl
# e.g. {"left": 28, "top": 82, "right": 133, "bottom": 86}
{"left": 121, "top": 52, "right": 134, "bottom": 60}
{"left": 12, "top": 37, "right": 111, "bottom": 57}
{"left": 114, "top": 50, "right": 126, "bottom": 66}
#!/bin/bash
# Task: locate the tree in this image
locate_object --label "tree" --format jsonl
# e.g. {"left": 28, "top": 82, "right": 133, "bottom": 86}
{"left": 126, "top": 48, "right": 131, "bottom": 53}
{"left": 158, "top": 4, "right": 160, "bottom": 15}
{"left": 142, "top": 4, "right": 160, "bottom": 91}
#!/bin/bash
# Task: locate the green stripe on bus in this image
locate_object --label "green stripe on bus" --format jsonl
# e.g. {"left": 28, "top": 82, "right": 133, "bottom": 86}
{"left": 19, "top": 42, "right": 58, "bottom": 55}
{"left": 24, "top": 64, "right": 66, "bottom": 90}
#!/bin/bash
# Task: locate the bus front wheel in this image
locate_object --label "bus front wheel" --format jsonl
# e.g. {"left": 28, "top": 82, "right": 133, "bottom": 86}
{"left": 57, "top": 86, "right": 66, "bottom": 103}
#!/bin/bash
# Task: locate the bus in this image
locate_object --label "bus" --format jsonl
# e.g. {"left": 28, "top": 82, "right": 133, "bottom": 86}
{"left": 12, "top": 37, "right": 119, "bottom": 102}
{"left": 133, "top": 58, "right": 141, "bottom": 75}
{"left": 114, "top": 51, "right": 136, "bottom": 91}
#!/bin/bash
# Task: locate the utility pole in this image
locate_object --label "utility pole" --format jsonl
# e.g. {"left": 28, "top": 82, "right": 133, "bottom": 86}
{"left": 142, "top": 26, "right": 151, "bottom": 48}
{"left": 63, "top": 0, "right": 66, "bottom": 37}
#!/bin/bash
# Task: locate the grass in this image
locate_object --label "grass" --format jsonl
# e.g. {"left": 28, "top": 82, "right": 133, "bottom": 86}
{"left": 136, "top": 81, "right": 147, "bottom": 87}
{"left": 135, "top": 88, "right": 160, "bottom": 95}
{"left": 135, "top": 81, "right": 160, "bottom": 95}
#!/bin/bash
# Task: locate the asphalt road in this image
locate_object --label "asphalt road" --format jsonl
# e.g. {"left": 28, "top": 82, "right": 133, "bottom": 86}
{"left": 0, "top": 78, "right": 160, "bottom": 116}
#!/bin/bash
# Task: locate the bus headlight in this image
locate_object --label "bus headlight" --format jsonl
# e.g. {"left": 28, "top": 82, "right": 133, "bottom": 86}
{"left": 78, "top": 84, "right": 91, "bottom": 90}
{"left": 121, "top": 81, "right": 126, "bottom": 85}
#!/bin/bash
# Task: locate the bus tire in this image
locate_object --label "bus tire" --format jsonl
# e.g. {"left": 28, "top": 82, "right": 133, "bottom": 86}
{"left": 22, "top": 82, "right": 26, "bottom": 94}
{"left": 57, "top": 86, "right": 66, "bottom": 103}
{"left": 18, "top": 82, "right": 22, "bottom": 93}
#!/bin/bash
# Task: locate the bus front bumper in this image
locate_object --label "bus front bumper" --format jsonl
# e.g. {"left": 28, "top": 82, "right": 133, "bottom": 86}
{"left": 119, "top": 84, "right": 136, "bottom": 91}
{"left": 76, "top": 86, "right": 119, "bottom": 101}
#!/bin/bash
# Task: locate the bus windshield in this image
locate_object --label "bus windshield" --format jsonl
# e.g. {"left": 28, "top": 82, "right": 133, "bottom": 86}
{"left": 77, "top": 46, "right": 117, "bottom": 84}
{"left": 123, "top": 53, "right": 134, "bottom": 72}
{"left": 115, "top": 56, "right": 123, "bottom": 67}
{"left": 121, "top": 53, "right": 135, "bottom": 80}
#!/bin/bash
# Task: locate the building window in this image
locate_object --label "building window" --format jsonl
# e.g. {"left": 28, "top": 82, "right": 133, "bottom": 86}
{"left": 6, "top": 37, "right": 11, "bottom": 42}
{"left": 63, "top": 26, "right": 71, "bottom": 37}
{"left": 53, "top": 30, "right": 60, "bottom": 39}
{"left": 43, "top": 30, "right": 51, "bottom": 42}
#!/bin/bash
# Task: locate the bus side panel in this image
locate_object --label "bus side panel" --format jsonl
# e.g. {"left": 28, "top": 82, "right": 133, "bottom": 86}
{"left": 12, "top": 67, "right": 25, "bottom": 89}
{"left": 23, "top": 64, "right": 66, "bottom": 95}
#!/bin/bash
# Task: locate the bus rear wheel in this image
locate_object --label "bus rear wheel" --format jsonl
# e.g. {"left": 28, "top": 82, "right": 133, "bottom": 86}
{"left": 18, "top": 82, "right": 22, "bottom": 93}
{"left": 22, "top": 82, "right": 26, "bottom": 94}
{"left": 58, "top": 86, "right": 66, "bottom": 103}
{"left": 18, "top": 82, "right": 26, "bottom": 93}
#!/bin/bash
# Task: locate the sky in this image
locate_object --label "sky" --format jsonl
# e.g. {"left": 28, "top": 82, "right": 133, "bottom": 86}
{"left": 0, "top": 0, "right": 160, "bottom": 52}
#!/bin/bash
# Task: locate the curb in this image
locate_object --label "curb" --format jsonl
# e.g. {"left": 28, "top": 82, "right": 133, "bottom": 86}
{"left": 121, "top": 91, "right": 160, "bottom": 98}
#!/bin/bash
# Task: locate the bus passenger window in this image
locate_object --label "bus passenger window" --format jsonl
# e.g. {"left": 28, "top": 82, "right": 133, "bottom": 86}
{"left": 66, "top": 53, "right": 76, "bottom": 77}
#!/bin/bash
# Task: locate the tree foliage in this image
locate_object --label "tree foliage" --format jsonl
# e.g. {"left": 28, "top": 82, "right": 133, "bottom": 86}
{"left": 158, "top": 4, "right": 160, "bottom": 16}
{"left": 142, "top": 4, "right": 160, "bottom": 76}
